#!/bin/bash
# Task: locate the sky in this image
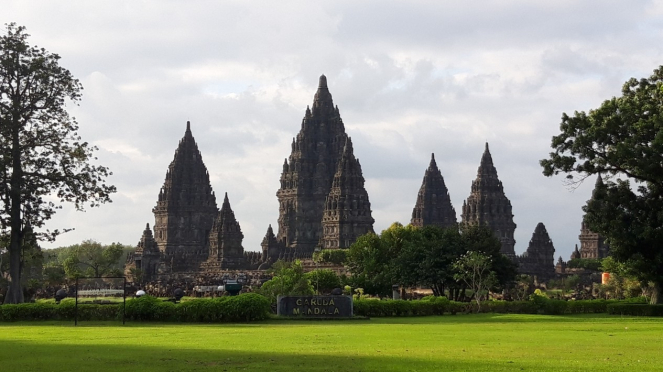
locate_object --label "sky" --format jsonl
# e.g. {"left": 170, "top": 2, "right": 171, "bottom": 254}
{"left": 5, "top": 1, "right": 663, "bottom": 260}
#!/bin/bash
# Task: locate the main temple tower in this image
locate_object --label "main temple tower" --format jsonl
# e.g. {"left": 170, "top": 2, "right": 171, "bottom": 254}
{"left": 152, "top": 121, "right": 218, "bottom": 272}
{"left": 276, "top": 75, "right": 351, "bottom": 252}
{"left": 461, "top": 143, "right": 517, "bottom": 258}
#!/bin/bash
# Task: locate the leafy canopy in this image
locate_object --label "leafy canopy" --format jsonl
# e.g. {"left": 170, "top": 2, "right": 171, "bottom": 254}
{"left": 541, "top": 66, "right": 663, "bottom": 303}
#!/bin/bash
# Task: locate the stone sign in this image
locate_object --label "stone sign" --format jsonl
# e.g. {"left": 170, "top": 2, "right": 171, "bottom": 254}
{"left": 277, "top": 295, "right": 353, "bottom": 317}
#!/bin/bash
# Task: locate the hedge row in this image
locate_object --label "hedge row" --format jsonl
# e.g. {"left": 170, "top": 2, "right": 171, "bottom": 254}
{"left": 3, "top": 296, "right": 659, "bottom": 321}
{"left": 0, "top": 293, "right": 271, "bottom": 322}
{"left": 0, "top": 301, "right": 121, "bottom": 322}
{"left": 354, "top": 298, "right": 646, "bottom": 317}
{"left": 607, "top": 304, "right": 663, "bottom": 316}
{"left": 353, "top": 297, "right": 471, "bottom": 317}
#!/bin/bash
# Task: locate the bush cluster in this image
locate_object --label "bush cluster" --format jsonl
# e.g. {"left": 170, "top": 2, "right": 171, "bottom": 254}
{"left": 606, "top": 304, "right": 663, "bottom": 316}
{"left": 313, "top": 249, "right": 348, "bottom": 265}
{"left": 0, "top": 300, "right": 122, "bottom": 321}
{"left": 352, "top": 297, "right": 643, "bottom": 317}
{"left": 122, "top": 293, "right": 271, "bottom": 322}
{"left": 0, "top": 293, "right": 271, "bottom": 322}
{"left": 354, "top": 297, "right": 453, "bottom": 317}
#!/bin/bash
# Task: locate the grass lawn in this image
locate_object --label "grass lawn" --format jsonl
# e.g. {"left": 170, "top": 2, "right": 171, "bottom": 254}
{"left": 1, "top": 314, "right": 661, "bottom": 371}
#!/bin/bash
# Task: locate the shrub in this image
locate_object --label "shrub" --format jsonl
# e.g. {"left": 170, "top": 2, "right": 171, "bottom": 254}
{"left": 354, "top": 298, "right": 450, "bottom": 317}
{"left": 305, "top": 269, "right": 342, "bottom": 294}
{"left": 567, "top": 258, "right": 602, "bottom": 271}
{"left": 124, "top": 293, "right": 271, "bottom": 322}
{"left": 313, "top": 249, "right": 348, "bottom": 265}
{"left": 0, "top": 301, "right": 121, "bottom": 321}
{"left": 607, "top": 304, "right": 663, "bottom": 316}
{"left": 223, "top": 293, "right": 271, "bottom": 321}
{"left": 125, "top": 295, "right": 162, "bottom": 321}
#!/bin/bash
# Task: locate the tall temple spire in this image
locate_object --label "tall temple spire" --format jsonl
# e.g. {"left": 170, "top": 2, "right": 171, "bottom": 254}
{"left": 152, "top": 121, "right": 218, "bottom": 272}
{"left": 578, "top": 174, "right": 610, "bottom": 259}
{"left": 276, "top": 75, "right": 352, "bottom": 253}
{"left": 320, "top": 136, "right": 374, "bottom": 249}
{"left": 517, "top": 222, "right": 555, "bottom": 281}
{"left": 126, "top": 222, "right": 160, "bottom": 282}
{"left": 461, "top": 143, "right": 517, "bottom": 258}
{"left": 202, "top": 193, "right": 245, "bottom": 270}
{"left": 261, "top": 224, "right": 282, "bottom": 263}
{"left": 478, "top": 142, "right": 498, "bottom": 179}
{"left": 411, "top": 153, "right": 456, "bottom": 228}
{"left": 312, "top": 74, "right": 334, "bottom": 115}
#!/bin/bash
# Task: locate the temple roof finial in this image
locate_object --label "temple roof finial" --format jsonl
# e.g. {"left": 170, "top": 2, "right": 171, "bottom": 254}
{"left": 319, "top": 74, "right": 327, "bottom": 88}
{"left": 186, "top": 121, "right": 191, "bottom": 132}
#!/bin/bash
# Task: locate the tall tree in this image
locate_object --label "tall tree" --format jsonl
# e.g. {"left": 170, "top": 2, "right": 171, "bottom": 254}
{"left": 0, "top": 24, "right": 115, "bottom": 303}
{"left": 541, "top": 66, "right": 663, "bottom": 304}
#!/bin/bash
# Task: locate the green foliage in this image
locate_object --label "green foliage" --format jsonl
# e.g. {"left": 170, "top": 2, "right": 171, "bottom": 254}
{"left": 62, "top": 240, "right": 125, "bottom": 278}
{"left": 0, "top": 301, "right": 121, "bottom": 321}
{"left": 258, "top": 260, "right": 314, "bottom": 302}
{"left": 453, "top": 251, "right": 497, "bottom": 312}
{"left": 313, "top": 249, "right": 348, "bottom": 265}
{"left": 353, "top": 298, "right": 450, "bottom": 317}
{"left": 0, "top": 294, "right": 271, "bottom": 322}
{"left": 396, "top": 225, "right": 465, "bottom": 296}
{"left": 304, "top": 269, "right": 341, "bottom": 294}
{"left": 541, "top": 66, "right": 663, "bottom": 304}
{"left": 345, "top": 223, "right": 517, "bottom": 298}
{"left": 567, "top": 258, "right": 602, "bottom": 271}
{"left": 0, "top": 24, "right": 116, "bottom": 303}
{"left": 351, "top": 297, "right": 627, "bottom": 317}
{"left": 345, "top": 230, "right": 398, "bottom": 296}
{"left": 123, "top": 294, "right": 272, "bottom": 322}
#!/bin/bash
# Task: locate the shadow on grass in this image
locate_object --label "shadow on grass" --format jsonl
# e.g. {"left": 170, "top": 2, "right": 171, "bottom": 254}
{"left": 0, "top": 338, "right": 598, "bottom": 372}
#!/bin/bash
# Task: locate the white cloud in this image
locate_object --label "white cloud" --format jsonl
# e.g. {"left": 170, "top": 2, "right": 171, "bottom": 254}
{"left": 4, "top": 1, "right": 663, "bottom": 260}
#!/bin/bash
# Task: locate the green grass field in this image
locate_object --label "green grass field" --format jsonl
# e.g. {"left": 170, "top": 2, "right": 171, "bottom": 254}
{"left": 1, "top": 314, "right": 661, "bottom": 371}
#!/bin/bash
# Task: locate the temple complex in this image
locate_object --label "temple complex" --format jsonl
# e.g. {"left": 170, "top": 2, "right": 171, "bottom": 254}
{"left": 410, "top": 153, "right": 457, "bottom": 228}
{"left": 126, "top": 75, "right": 373, "bottom": 281}
{"left": 461, "top": 143, "right": 517, "bottom": 259}
{"left": 125, "top": 76, "right": 604, "bottom": 287}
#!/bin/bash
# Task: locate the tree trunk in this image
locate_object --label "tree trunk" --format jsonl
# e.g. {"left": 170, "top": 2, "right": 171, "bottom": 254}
{"left": 651, "top": 281, "right": 662, "bottom": 305}
{"left": 5, "top": 126, "right": 24, "bottom": 304}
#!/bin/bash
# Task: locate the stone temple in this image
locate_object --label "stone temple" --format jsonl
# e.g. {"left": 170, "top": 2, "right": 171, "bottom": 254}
{"left": 126, "top": 75, "right": 375, "bottom": 281}
{"left": 410, "top": 154, "right": 457, "bottom": 229}
{"left": 276, "top": 75, "right": 373, "bottom": 253}
{"left": 126, "top": 74, "right": 601, "bottom": 285}
{"left": 461, "top": 143, "right": 517, "bottom": 259}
